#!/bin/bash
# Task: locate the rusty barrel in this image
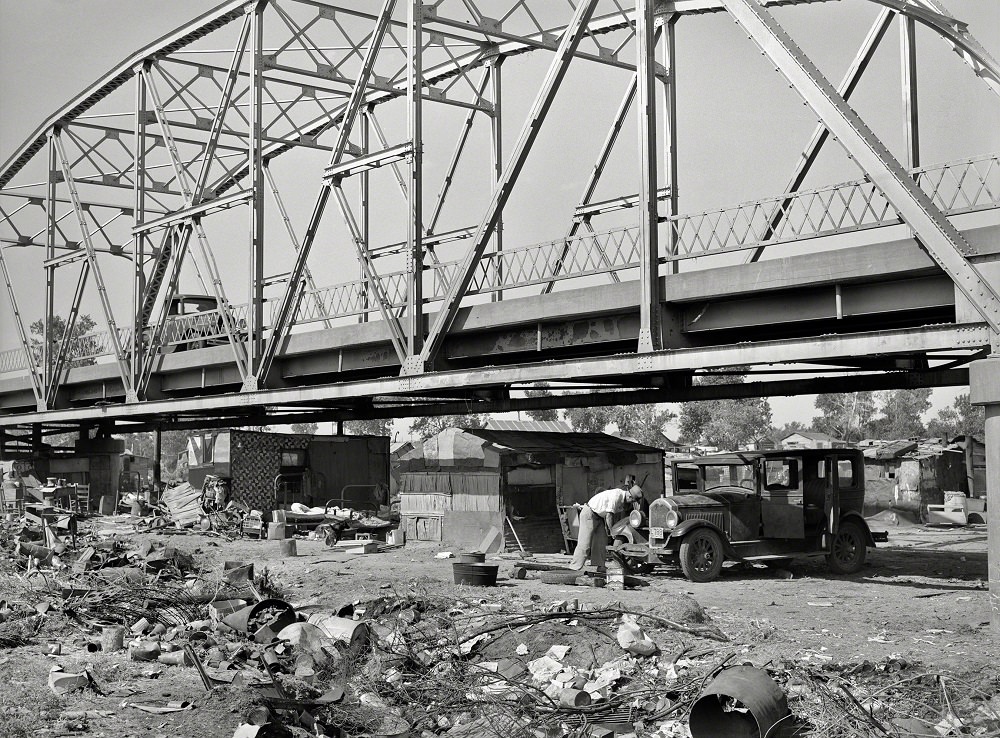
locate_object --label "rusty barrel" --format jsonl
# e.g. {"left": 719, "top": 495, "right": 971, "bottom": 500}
{"left": 689, "top": 666, "right": 789, "bottom": 738}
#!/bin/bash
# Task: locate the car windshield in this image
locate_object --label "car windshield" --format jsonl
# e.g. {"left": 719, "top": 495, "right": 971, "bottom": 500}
{"left": 701, "top": 463, "right": 754, "bottom": 491}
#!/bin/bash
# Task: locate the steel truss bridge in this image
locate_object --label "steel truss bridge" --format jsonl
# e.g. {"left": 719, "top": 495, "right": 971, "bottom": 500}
{"left": 0, "top": 0, "right": 999, "bottom": 445}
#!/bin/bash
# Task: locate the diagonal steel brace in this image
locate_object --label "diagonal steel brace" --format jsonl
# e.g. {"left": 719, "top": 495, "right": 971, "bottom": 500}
{"left": 723, "top": 0, "right": 1000, "bottom": 344}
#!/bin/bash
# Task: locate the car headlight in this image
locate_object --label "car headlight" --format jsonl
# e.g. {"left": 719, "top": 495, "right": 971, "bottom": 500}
{"left": 629, "top": 509, "right": 645, "bottom": 528}
{"left": 664, "top": 509, "right": 681, "bottom": 530}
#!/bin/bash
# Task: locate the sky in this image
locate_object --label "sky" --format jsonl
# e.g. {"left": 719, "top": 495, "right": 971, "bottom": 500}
{"left": 1, "top": 0, "right": 999, "bottom": 431}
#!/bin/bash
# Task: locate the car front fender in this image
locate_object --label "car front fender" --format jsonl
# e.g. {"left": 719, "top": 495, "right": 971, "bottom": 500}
{"left": 610, "top": 519, "right": 648, "bottom": 545}
{"left": 839, "top": 511, "right": 878, "bottom": 547}
{"left": 667, "top": 519, "right": 737, "bottom": 557}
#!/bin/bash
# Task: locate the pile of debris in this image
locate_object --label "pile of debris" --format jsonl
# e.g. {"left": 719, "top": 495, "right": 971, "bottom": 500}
{"left": 1, "top": 515, "right": 998, "bottom": 737}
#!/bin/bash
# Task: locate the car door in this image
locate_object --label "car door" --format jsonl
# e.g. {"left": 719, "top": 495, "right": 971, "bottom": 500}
{"left": 759, "top": 457, "right": 804, "bottom": 538}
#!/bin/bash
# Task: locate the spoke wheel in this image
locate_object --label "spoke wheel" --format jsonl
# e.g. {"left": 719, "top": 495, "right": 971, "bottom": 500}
{"left": 827, "top": 520, "right": 867, "bottom": 574}
{"left": 679, "top": 528, "right": 725, "bottom": 582}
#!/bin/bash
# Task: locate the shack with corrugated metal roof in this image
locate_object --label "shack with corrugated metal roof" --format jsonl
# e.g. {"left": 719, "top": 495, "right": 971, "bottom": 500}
{"left": 396, "top": 426, "right": 665, "bottom": 553}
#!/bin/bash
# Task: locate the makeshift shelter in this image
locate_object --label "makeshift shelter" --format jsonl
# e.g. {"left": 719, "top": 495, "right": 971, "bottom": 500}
{"left": 187, "top": 430, "right": 389, "bottom": 513}
{"left": 397, "top": 428, "right": 665, "bottom": 553}
{"left": 862, "top": 439, "right": 969, "bottom": 515}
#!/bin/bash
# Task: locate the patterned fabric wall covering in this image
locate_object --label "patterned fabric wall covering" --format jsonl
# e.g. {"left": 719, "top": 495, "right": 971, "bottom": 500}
{"left": 231, "top": 431, "right": 309, "bottom": 512}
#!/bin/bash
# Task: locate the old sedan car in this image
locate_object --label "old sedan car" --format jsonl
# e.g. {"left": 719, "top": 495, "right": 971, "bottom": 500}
{"left": 610, "top": 449, "right": 886, "bottom": 582}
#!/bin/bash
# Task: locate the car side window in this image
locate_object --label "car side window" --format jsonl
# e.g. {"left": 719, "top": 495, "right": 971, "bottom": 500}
{"left": 764, "top": 459, "right": 797, "bottom": 490}
{"left": 837, "top": 458, "right": 855, "bottom": 488}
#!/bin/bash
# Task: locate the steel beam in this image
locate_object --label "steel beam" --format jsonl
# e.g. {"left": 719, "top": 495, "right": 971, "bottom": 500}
{"left": 0, "top": 247, "right": 43, "bottom": 406}
{"left": 331, "top": 184, "right": 407, "bottom": 360}
{"left": 404, "top": 0, "right": 424, "bottom": 368}
{"left": 723, "top": 0, "right": 1000, "bottom": 343}
{"left": 0, "top": 322, "right": 990, "bottom": 428}
{"left": 193, "top": 13, "right": 253, "bottom": 202}
{"left": 131, "top": 68, "right": 148, "bottom": 400}
{"left": 53, "top": 131, "right": 134, "bottom": 399}
{"left": 255, "top": 0, "right": 398, "bottom": 387}
{"left": 637, "top": 0, "right": 662, "bottom": 352}
{"left": 662, "top": 14, "right": 679, "bottom": 274}
{"left": 246, "top": 4, "right": 266, "bottom": 390}
{"left": 901, "top": 14, "right": 920, "bottom": 169}
{"left": 132, "top": 189, "right": 253, "bottom": 233}
{"left": 490, "top": 57, "right": 504, "bottom": 303}
{"left": 415, "top": 0, "right": 601, "bottom": 372}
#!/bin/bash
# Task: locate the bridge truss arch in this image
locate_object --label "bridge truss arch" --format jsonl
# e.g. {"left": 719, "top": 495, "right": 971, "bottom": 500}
{"left": 0, "top": 0, "right": 998, "bottom": 437}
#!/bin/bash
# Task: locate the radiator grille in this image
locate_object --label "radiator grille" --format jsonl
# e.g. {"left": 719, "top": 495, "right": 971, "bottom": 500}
{"left": 687, "top": 511, "right": 725, "bottom": 529}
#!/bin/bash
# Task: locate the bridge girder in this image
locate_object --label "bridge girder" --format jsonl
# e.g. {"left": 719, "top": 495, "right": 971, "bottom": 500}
{"left": 0, "top": 0, "right": 997, "bottom": 424}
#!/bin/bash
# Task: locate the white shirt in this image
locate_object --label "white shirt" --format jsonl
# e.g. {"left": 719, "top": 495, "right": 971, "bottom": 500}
{"left": 587, "top": 488, "right": 631, "bottom": 515}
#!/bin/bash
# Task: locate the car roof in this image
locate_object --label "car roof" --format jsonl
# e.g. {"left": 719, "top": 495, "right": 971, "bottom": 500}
{"left": 679, "top": 448, "right": 859, "bottom": 466}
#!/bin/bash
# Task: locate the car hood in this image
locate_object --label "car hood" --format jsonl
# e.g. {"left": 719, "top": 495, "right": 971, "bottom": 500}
{"left": 668, "top": 488, "right": 754, "bottom": 507}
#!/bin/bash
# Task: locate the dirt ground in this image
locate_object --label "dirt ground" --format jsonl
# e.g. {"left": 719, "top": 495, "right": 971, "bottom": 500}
{"left": 1, "top": 515, "right": 997, "bottom": 737}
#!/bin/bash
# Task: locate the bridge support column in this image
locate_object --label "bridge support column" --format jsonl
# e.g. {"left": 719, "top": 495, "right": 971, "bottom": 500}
{"left": 970, "top": 356, "right": 1000, "bottom": 633}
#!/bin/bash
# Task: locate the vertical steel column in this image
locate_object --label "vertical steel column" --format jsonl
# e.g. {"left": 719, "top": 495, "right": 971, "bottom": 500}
{"left": 987, "top": 402, "right": 1000, "bottom": 632}
{"left": 901, "top": 15, "right": 920, "bottom": 169}
{"left": 360, "top": 106, "right": 371, "bottom": 323}
{"left": 403, "top": 0, "right": 424, "bottom": 374}
{"left": 490, "top": 57, "right": 504, "bottom": 302}
{"left": 43, "top": 134, "right": 57, "bottom": 406}
{"left": 152, "top": 425, "right": 162, "bottom": 504}
{"left": 970, "top": 356, "right": 1000, "bottom": 633}
{"left": 637, "top": 0, "right": 662, "bottom": 352}
{"left": 662, "top": 15, "right": 679, "bottom": 276}
{"left": 246, "top": 4, "right": 265, "bottom": 391}
{"left": 131, "top": 67, "right": 148, "bottom": 401}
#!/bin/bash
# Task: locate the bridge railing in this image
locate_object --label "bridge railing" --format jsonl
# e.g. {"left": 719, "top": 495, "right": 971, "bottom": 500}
{"left": 1, "top": 153, "right": 997, "bottom": 377}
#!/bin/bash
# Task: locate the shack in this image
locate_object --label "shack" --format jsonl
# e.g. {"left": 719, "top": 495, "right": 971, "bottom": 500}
{"left": 187, "top": 430, "right": 390, "bottom": 513}
{"left": 397, "top": 427, "right": 665, "bottom": 553}
{"left": 862, "top": 438, "right": 968, "bottom": 515}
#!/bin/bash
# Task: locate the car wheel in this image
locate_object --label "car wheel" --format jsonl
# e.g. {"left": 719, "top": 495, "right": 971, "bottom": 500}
{"left": 679, "top": 528, "right": 725, "bottom": 582}
{"left": 188, "top": 338, "right": 206, "bottom": 350}
{"left": 827, "top": 520, "right": 867, "bottom": 575}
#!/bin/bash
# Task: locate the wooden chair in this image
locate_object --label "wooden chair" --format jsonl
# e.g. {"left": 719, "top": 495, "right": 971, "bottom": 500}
{"left": 74, "top": 484, "right": 91, "bottom": 514}
{"left": 557, "top": 505, "right": 581, "bottom": 554}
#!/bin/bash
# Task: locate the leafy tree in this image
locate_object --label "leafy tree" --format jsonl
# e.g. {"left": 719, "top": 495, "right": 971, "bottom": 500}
{"left": 26, "top": 314, "right": 99, "bottom": 447}
{"left": 344, "top": 418, "right": 393, "bottom": 436}
{"left": 868, "top": 389, "right": 931, "bottom": 439}
{"left": 812, "top": 392, "right": 877, "bottom": 443}
{"left": 677, "top": 369, "right": 772, "bottom": 449}
{"left": 409, "top": 413, "right": 489, "bottom": 441}
{"left": 927, "top": 393, "right": 985, "bottom": 440}
{"left": 564, "top": 403, "right": 675, "bottom": 449}
{"left": 290, "top": 422, "right": 319, "bottom": 435}
{"left": 30, "top": 313, "right": 99, "bottom": 369}
{"left": 522, "top": 383, "right": 560, "bottom": 422}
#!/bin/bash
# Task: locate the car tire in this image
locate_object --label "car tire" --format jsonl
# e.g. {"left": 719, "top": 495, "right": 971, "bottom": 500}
{"left": 188, "top": 338, "right": 206, "bottom": 350}
{"left": 679, "top": 528, "right": 725, "bottom": 583}
{"left": 827, "top": 520, "right": 867, "bottom": 575}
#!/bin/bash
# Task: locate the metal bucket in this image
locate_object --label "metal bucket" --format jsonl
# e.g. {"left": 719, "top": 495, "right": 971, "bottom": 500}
{"left": 457, "top": 552, "right": 486, "bottom": 564}
{"left": 689, "top": 666, "right": 789, "bottom": 738}
{"left": 452, "top": 563, "right": 498, "bottom": 586}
